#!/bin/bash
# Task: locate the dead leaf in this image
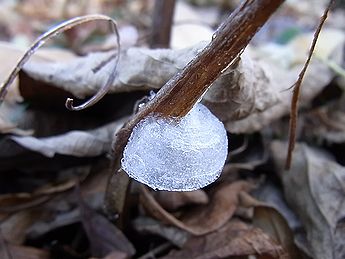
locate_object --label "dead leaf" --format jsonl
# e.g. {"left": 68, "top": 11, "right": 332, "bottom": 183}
{"left": 253, "top": 181, "right": 303, "bottom": 231}
{"left": 140, "top": 181, "right": 254, "bottom": 235}
{"left": 79, "top": 191, "right": 135, "bottom": 258}
{"left": 0, "top": 41, "right": 76, "bottom": 135}
{"left": 0, "top": 209, "right": 39, "bottom": 244}
{"left": 27, "top": 162, "right": 109, "bottom": 239}
{"left": 0, "top": 41, "right": 75, "bottom": 103}
{"left": 102, "top": 251, "right": 128, "bottom": 259}
{"left": 1, "top": 244, "right": 49, "bottom": 259}
{"left": 21, "top": 45, "right": 202, "bottom": 98}
{"left": 203, "top": 51, "right": 279, "bottom": 121}
{"left": 133, "top": 217, "right": 189, "bottom": 248}
{"left": 253, "top": 205, "right": 302, "bottom": 259}
{"left": 10, "top": 118, "right": 126, "bottom": 158}
{"left": 154, "top": 190, "right": 209, "bottom": 211}
{"left": 0, "top": 167, "right": 89, "bottom": 213}
{"left": 303, "top": 96, "right": 345, "bottom": 144}
{"left": 271, "top": 141, "right": 345, "bottom": 259}
{"left": 162, "top": 219, "right": 286, "bottom": 259}
{"left": 21, "top": 43, "right": 279, "bottom": 123}
{"left": 226, "top": 28, "right": 345, "bottom": 133}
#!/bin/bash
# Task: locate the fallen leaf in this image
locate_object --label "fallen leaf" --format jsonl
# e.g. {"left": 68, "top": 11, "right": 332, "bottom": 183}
{"left": 140, "top": 181, "right": 254, "bottom": 235}
{"left": 162, "top": 219, "right": 286, "bottom": 259}
{"left": 21, "top": 43, "right": 279, "bottom": 123}
{"left": 253, "top": 181, "right": 303, "bottom": 231}
{"left": 271, "top": 141, "right": 345, "bottom": 259}
{"left": 303, "top": 96, "right": 345, "bottom": 144}
{"left": 253, "top": 205, "right": 302, "bottom": 259}
{"left": 21, "top": 45, "right": 201, "bottom": 98}
{"left": 2, "top": 244, "right": 49, "bottom": 259}
{"left": 27, "top": 162, "right": 110, "bottom": 239}
{"left": 154, "top": 190, "right": 209, "bottom": 211}
{"left": 133, "top": 217, "right": 189, "bottom": 248}
{"left": 226, "top": 28, "right": 345, "bottom": 133}
{"left": 79, "top": 191, "right": 135, "bottom": 257}
{"left": 0, "top": 41, "right": 75, "bottom": 103}
{"left": 0, "top": 41, "right": 77, "bottom": 135}
{"left": 0, "top": 167, "right": 89, "bottom": 213}
{"left": 101, "top": 250, "right": 128, "bottom": 259}
{"left": 203, "top": 51, "right": 279, "bottom": 121}
{"left": 10, "top": 119, "right": 126, "bottom": 158}
{"left": 0, "top": 209, "right": 38, "bottom": 244}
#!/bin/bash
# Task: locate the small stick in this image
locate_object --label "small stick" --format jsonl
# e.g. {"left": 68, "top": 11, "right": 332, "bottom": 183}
{"left": 112, "top": 0, "right": 284, "bottom": 160}
{"left": 106, "top": 0, "right": 284, "bottom": 218}
{"left": 285, "top": 0, "right": 335, "bottom": 169}
{"left": 150, "top": 0, "right": 176, "bottom": 48}
{"left": 0, "top": 15, "right": 120, "bottom": 111}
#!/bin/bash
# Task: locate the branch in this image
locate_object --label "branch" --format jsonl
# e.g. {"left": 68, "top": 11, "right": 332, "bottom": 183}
{"left": 105, "top": 0, "right": 284, "bottom": 217}
{"left": 285, "top": 0, "right": 335, "bottom": 169}
{"left": 150, "top": 0, "right": 176, "bottom": 48}
{"left": 112, "top": 0, "right": 285, "bottom": 159}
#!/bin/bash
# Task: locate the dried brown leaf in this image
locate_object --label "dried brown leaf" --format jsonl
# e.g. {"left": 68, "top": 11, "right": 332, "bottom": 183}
{"left": 102, "top": 250, "right": 128, "bottom": 259}
{"left": 22, "top": 45, "right": 201, "bottom": 98}
{"left": 21, "top": 43, "right": 279, "bottom": 122}
{"left": 162, "top": 219, "right": 286, "bottom": 259}
{"left": 0, "top": 209, "right": 38, "bottom": 244}
{"left": 203, "top": 51, "right": 279, "bottom": 121}
{"left": 133, "top": 217, "right": 189, "bottom": 248}
{"left": 0, "top": 168, "right": 89, "bottom": 213}
{"left": 140, "top": 181, "right": 254, "bottom": 235}
{"left": 1, "top": 244, "right": 50, "bottom": 259}
{"left": 27, "top": 163, "right": 109, "bottom": 239}
{"left": 154, "top": 190, "right": 209, "bottom": 211}
{"left": 226, "top": 28, "right": 345, "bottom": 133}
{"left": 79, "top": 195, "right": 135, "bottom": 257}
{"left": 254, "top": 206, "right": 302, "bottom": 259}
{"left": 272, "top": 141, "right": 345, "bottom": 259}
{"left": 303, "top": 96, "right": 345, "bottom": 144}
{"left": 10, "top": 119, "right": 126, "bottom": 157}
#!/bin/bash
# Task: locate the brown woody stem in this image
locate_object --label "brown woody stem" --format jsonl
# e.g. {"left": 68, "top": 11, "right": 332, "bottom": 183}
{"left": 106, "top": 0, "right": 285, "bottom": 219}
{"left": 112, "top": 0, "right": 284, "bottom": 158}
{"left": 150, "top": 0, "right": 176, "bottom": 48}
{"left": 285, "top": 0, "right": 335, "bottom": 169}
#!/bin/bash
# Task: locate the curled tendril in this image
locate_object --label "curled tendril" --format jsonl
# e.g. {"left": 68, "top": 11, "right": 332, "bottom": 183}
{"left": 0, "top": 14, "right": 120, "bottom": 111}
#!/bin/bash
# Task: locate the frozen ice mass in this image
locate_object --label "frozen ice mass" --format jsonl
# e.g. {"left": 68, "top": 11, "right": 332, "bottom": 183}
{"left": 121, "top": 103, "right": 228, "bottom": 191}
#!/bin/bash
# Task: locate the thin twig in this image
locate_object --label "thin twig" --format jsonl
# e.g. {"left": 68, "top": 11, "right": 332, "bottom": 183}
{"left": 105, "top": 0, "right": 284, "bottom": 222}
{"left": 285, "top": 0, "right": 335, "bottom": 169}
{"left": 150, "top": 0, "right": 176, "bottom": 48}
{"left": 0, "top": 14, "right": 120, "bottom": 111}
{"left": 112, "top": 0, "right": 285, "bottom": 162}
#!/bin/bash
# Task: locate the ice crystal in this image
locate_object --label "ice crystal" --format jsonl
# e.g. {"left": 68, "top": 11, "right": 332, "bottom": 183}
{"left": 121, "top": 103, "right": 228, "bottom": 191}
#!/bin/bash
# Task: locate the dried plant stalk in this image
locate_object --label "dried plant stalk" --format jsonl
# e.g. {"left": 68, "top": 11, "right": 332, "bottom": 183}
{"left": 285, "top": 0, "right": 335, "bottom": 169}
{"left": 0, "top": 14, "right": 120, "bottom": 111}
{"left": 105, "top": 0, "right": 284, "bottom": 217}
{"left": 112, "top": 0, "right": 285, "bottom": 158}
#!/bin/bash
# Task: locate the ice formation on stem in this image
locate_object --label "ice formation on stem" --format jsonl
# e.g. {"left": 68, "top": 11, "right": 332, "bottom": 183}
{"left": 121, "top": 103, "right": 228, "bottom": 191}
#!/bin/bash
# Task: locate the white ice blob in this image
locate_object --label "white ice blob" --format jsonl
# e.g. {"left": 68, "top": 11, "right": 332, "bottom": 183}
{"left": 121, "top": 103, "right": 228, "bottom": 191}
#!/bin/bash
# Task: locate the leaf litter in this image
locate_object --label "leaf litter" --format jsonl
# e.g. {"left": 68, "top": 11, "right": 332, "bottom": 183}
{"left": 0, "top": 0, "right": 345, "bottom": 258}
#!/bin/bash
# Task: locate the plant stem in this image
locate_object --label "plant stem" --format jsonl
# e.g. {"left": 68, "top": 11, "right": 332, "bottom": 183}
{"left": 112, "top": 0, "right": 284, "bottom": 157}
{"left": 106, "top": 0, "right": 285, "bottom": 220}
{"left": 150, "top": 0, "right": 176, "bottom": 48}
{"left": 285, "top": 0, "right": 335, "bottom": 169}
